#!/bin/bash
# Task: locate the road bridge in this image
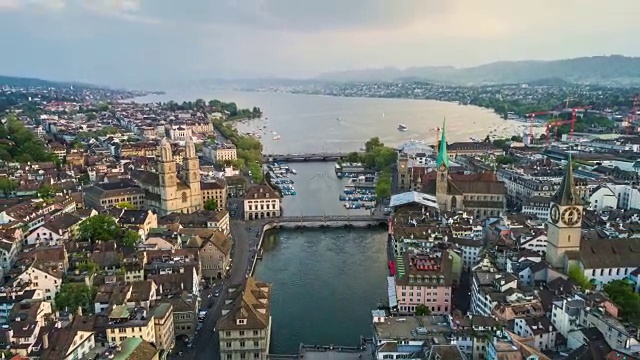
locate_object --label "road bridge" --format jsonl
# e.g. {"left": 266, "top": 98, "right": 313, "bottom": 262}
{"left": 263, "top": 152, "right": 352, "bottom": 162}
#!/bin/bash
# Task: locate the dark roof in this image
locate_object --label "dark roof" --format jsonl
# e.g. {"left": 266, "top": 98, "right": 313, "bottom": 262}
{"left": 244, "top": 184, "right": 279, "bottom": 200}
{"left": 43, "top": 213, "right": 82, "bottom": 233}
{"left": 119, "top": 210, "right": 151, "bottom": 225}
{"left": 576, "top": 237, "right": 640, "bottom": 269}
{"left": 84, "top": 181, "right": 144, "bottom": 198}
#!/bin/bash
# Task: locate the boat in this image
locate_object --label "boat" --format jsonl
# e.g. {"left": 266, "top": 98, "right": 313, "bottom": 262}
{"left": 398, "top": 124, "right": 408, "bottom": 132}
{"left": 291, "top": 169, "right": 297, "bottom": 175}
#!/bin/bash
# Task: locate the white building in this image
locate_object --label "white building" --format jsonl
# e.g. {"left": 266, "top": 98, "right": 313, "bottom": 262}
{"left": 550, "top": 297, "right": 584, "bottom": 337}
{"left": 589, "top": 183, "right": 640, "bottom": 211}
{"left": 513, "top": 316, "right": 558, "bottom": 351}
{"left": 243, "top": 184, "right": 281, "bottom": 221}
{"left": 452, "top": 238, "right": 483, "bottom": 271}
{"left": 17, "top": 264, "right": 63, "bottom": 302}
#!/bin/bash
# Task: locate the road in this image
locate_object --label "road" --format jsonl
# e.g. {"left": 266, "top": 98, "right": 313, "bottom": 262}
{"left": 184, "top": 219, "right": 258, "bottom": 360}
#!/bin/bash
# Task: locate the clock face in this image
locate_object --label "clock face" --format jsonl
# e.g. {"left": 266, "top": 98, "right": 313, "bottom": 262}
{"left": 561, "top": 206, "right": 582, "bottom": 226}
{"left": 549, "top": 204, "right": 560, "bottom": 224}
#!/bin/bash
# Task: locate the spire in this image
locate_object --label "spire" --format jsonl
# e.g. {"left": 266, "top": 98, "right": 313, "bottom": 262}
{"left": 436, "top": 118, "right": 449, "bottom": 168}
{"left": 159, "top": 137, "right": 172, "bottom": 162}
{"left": 185, "top": 136, "right": 196, "bottom": 159}
{"left": 553, "top": 152, "right": 579, "bottom": 205}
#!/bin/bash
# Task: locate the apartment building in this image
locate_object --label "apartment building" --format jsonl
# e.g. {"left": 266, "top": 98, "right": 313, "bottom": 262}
{"left": 218, "top": 277, "right": 272, "bottom": 360}
{"left": 243, "top": 184, "right": 281, "bottom": 221}
{"left": 203, "top": 143, "right": 237, "bottom": 163}
{"left": 84, "top": 181, "right": 146, "bottom": 210}
{"left": 201, "top": 179, "right": 228, "bottom": 210}
{"left": 393, "top": 252, "right": 453, "bottom": 315}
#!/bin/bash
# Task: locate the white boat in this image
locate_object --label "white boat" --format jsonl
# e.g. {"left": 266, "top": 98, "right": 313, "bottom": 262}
{"left": 398, "top": 124, "right": 408, "bottom": 132}
{"left": 273, "top": 134, "right": 281, "bottom": 140}
{"left": 291, "top": 169, "right": 297, "bottom": 175}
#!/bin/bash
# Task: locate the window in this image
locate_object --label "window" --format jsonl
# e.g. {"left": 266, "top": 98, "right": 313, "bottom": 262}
{"left": 226, "top": 355, "right": 232, "bottom": 360}
{"left": 182, "top": 192, "right": 188, "bottom": 203}
{"left": 254, "top": 353, "right": 260, "bottom": 359}
{"left": 254, "top": 341, "right": 259, "bottom": 347}
{"left": 239, "top": 330, "right": 245, "bottom": 336}
{"left": 240, "top": 354, "right": 246, "bottom": 360}
{"left": 226, "top": 331, "right": 231, "bottom": 337}
{"left": 240, "top": 341, "right": 246, "bottom": 348}
{"left": 226, "top": 342, "right": 232, "bottom": 348}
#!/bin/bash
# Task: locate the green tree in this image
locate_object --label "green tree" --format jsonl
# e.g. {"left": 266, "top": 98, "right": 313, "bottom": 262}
{"left": 116, "top": 201, "right": 136, "bottom": 209}
{"left": 204, "top": 198, "right": 219, "bottom": 211}
{"left": 496, "top": 155, "right": 516, "bottom": 166}
{"left": 415, "top": 304, "right": 431, "bottom": 316}
{"left": 604, "top": 280, "right": 640, "bottom": 325}
{"left": 55, "top": 283, "right": 97, "bottom": 314}
{"left": 0, "top": 177, "right": 17, "bottom": 197}
{"left": 37, "top": 184, "right": 58, "bottom": 199}
{"left": 344, "top": 152, "right": 362, "bottom": 163}
{"left": 122, "top": 230, "right": 140, "bottom": 247}
{"left": 376, "top": 170, "right": 392, "bottom": 200}
{"left": 365, "top": 137, "right": 383, "bottom": 153}
{"left": 77, "top": 260, "right": 100, "bottom": 275}
{"left": 567, "top": 264, "right": 594, "bottom": 291}
{"left": 77, "top": 215, "right": 121, "bottom": 243}
{"left": 85, "top": 112, "right": 97, "bottom": 121}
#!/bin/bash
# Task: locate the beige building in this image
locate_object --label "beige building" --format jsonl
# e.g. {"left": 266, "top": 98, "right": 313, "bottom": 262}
{"left": 183, "top": 229, "right": 232, "bottom": 281}
{"left": 243, "top": 184, "right": 281, "bottom": 221}
{"left": 132, "top": 137, "right": 202, "bottom": 216}
{"left": 84, "top": 181, "right": 146, "bottom": 211}
{"left": 153, "top": 303, "right": 175, "bottom": 352}
{"left": 106, "top": 305, "right": 156, "bottom": 346}
{"left": 201, "top": 179, "right": 228, "bottom": 210}
{"left": 204, "top": 143, "right": 237, "bottom": 163}
{"left": 218, "top": 277, "right": 272, "bottom": 360}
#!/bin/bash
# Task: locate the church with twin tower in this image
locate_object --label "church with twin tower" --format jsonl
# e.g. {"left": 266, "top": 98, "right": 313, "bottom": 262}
{"left": 546, "top": 153, "right": 583, "bottom": 269}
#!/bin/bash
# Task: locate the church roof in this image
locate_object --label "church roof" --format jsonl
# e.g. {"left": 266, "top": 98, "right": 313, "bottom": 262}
{"left": 553, "top": 153, "right": 580, "bottom": 206}
{"left": 574, "top": 237, "right": 640, "bottom": 269}
{"left": 436, "top": 119, "right": 449, "bottom": 169}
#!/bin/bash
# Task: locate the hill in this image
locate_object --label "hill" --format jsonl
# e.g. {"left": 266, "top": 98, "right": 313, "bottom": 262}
{"left": 0, "top": 75, "right": 98, "bottom": 89}
{"left": 317, "top": 55, "right": 640, "bottom": 85}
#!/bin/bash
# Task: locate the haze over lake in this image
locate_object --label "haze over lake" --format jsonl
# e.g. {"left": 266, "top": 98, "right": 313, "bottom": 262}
{"left": 134, "top": 90, "right": 527, "bottom": 153}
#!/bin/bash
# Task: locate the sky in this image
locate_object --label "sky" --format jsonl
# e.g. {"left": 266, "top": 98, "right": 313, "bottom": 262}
{"left": 1, "top": 0, "right": 640, "bottom": 88}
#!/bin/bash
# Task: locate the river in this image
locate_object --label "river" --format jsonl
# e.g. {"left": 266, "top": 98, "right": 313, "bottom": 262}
{"left": 133, "top": 90, "right": 528, "bottom": 153}
{"left": 130, "top": 90, "right": 508, "bottom": 355}
{"left": 255, "top": 228, "right": 388, "bottom": 354}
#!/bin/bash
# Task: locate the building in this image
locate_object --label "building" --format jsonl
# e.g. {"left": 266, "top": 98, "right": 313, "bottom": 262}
{"left": 16, "top": 262, "right": 63, "bottom": 302}
{"left": 152, "top": 303, "right": 175, "bottom": 352}
{"left": 40, "top": 327, "right": 96, "bottom": 360}
{"left": 204, "top": 143, "right": 237, "bottom": 163}
{"left": 84, "top": 181, "right": 146, "bottom": 211}
{"left": 201, "top": 179, "right": 228, "bottom": 210}
{"left": 393, "top": 252, "right": 453, "bottom": 315}
{"left": 218, "top": 277, "right": 272, "bottom": 360}
{"left": 422, "top": 121, "right": 506, "bottom": 217}
{"left": 132, "top": 137, "right": 202, "bottom": 216}
{"left": 447, "top": 141, "right": 504, "bottom": 159}
{"left": 105, "top": 305, "right": 156, "bottom": 346}
{"left": 243, "top": 184, "right": 281, "bottom": 221}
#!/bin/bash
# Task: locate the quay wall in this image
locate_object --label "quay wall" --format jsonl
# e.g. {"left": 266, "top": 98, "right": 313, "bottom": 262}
{"left": 248, "top": 219, "right": 387, "bottom": 276}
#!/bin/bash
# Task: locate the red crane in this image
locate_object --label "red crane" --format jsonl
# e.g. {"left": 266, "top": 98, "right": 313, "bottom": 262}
{"left": 546, "top": 119, "right": 573, "bottom": 144}
{"left": 525, "top": 111, "right": 552, "bottom": 144}
{"left": 568, "top": 106, "right": 591, "bottom": 141}
{"left": 627, "top": 95, "right": 639, "bottom": 135}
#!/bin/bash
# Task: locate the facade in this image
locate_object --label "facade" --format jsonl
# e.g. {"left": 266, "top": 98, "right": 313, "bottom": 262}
{"left": 201, "top": 179, "right": 228, "bottom": 210}
{"left": 84, "top": 181, "right": 146, "bottom": 211}
{"left": 41, "top": 329, "right": 96, "bottom": 360}
{"left": 105, "top": 305, "right": 156, "bottom": 346}
{"left": 17, "top": 263, "right": 62, "bottom": 302}
{"left": 521, "top": 196, "right": 552, "bottom": 220}
{"left": 204, "top": 143, "right": 237, "bottom": 163}
{"left": 243, "top": 184, "right": 281, "bottom": 221}
{"left": 447, "top": 141, "right": 504, "bottom": 159}
{"left": 422, "top": 121, "right": 506, "bottom": 217}
{"left": 152, "top": 303, "right": 175, "bottom": 352}
{"left": 394, "top": 252, "right": 453, "bottom": 315}
{"left": 218, "top": 277, "right": 272, "bottom": 360}
{"left": 132, "top": 137, "right": 203, "bottom": 216}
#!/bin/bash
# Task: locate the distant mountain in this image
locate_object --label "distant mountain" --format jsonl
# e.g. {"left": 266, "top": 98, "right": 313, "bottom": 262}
{"left": 0, "top": 75, "right": 98, "bottom": 89}
{"left": 317, "top": 55, "right": 640, "bottom": 86}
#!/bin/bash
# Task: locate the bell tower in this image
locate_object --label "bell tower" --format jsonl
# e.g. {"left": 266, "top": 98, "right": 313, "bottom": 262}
{"left": 546, "top": 153, "right": 583, "bottom": 269}
{"left": 183, "top": 136, "right": 202, "bottom": 210}
{"left": 158, "top": 138, "right": 177, "bottom": 214}
{"left": 435, "top": 119, "right": 449, "bottom": 209}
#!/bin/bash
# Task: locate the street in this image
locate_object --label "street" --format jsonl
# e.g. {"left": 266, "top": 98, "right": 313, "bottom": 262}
{"left": 178, "top": 219, "right": 261, "bottom": 360}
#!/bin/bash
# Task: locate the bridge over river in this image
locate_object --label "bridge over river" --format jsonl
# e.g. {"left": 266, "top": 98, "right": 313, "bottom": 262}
{"left": 262, "top": 152, "right": 352, "bottom": 162}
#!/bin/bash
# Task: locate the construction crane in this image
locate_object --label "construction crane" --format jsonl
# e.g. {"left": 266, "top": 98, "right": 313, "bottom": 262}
{"left": 626, "top": 95, "right": 638, "bottom": 135}
{"left": 525, "top": 111, "right": 552, "bottom": 144}
{"left": 568, "top": 106, "right": 592, "bottom": 141}
{"left": 545, "top": 119, "right": 573, "bottom": 144}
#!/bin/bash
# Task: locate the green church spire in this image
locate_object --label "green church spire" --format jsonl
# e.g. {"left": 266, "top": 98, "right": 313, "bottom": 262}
{"left": 436, "top": 119, "right": 449, "bottom": 169}
{"left": 553, "top": 152, "right": 579, "bottom": 205}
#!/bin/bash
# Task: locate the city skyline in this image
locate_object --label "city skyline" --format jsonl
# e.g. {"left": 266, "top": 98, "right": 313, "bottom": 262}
{"left": 2, "top": 0, "right": 640, "bottom": 87}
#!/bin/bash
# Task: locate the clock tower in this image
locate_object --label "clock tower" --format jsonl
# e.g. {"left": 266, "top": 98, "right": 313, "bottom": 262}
{"left": 546, "top": 153, "right": 583, "bottom": 269}
{"left": 435, "top": 119, "right": 449, "bottom": 209}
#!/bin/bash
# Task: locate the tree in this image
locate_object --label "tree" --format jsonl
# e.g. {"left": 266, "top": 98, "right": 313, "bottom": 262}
{"left": 122, "top": 230, "right": 140, "bottom": 247}
{"left": 344, "top": 152, "right": 361, "bottom": 163}
{"left": 604, "top": 280, "right": 640, "bottom": 325}
{"left": 85, "top": 112, "right": 97, "bottom": 121}
{"left": 116, "top": 201, "right": 136, "bottom": 209}
{"left": 55, "top": 283, "right": 97, "bottom": 314}
{"left": 567, "top": 264, "right": 594, "bottom": 291}
{"left": 0, "top": 177, "right": 17, "bottom": 197}
{"left": 204, "top": 198, "right": 219, "bottom": 211}
{"left": 376, "top": 170, "right": 392, "bottom": 200}
{"left": 37, "top": 184, "right": 58, "bottom": 199}
{"left": 415, "top": 304, "right": 431, "bottom": 316}
{"left": 76, "top": 260, "right": 100, "bottom": 275}
{"left": 77, "top": 215, "right": 121, "bottom": 243}
{"left": 365, "top": 137, "right": 383, "bottom": 153}
{"left": 496, "top": 155, "right": 516, "bottom": 166}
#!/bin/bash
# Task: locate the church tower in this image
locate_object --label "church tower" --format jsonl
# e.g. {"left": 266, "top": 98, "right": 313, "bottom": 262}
{"left": 158, "top": 137, "right": 177, "bottom": 213}
{"left": 183, "top": 136, "right": 202, "bottom": 211}
{"left": 435, "top": 119, "right": 449, "bottom": 209}
{"left": 546, "top": 153, "right": 583, "bottom": 269}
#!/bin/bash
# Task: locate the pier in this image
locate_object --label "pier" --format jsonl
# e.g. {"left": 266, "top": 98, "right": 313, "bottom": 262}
{"left": 263, "top": 152, "right": 352, "bottom": 162}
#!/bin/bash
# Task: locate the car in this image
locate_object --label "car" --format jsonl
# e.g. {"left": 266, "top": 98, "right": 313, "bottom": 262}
{"left": 214, "top": 290, "right": 220, "bottom": 297}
